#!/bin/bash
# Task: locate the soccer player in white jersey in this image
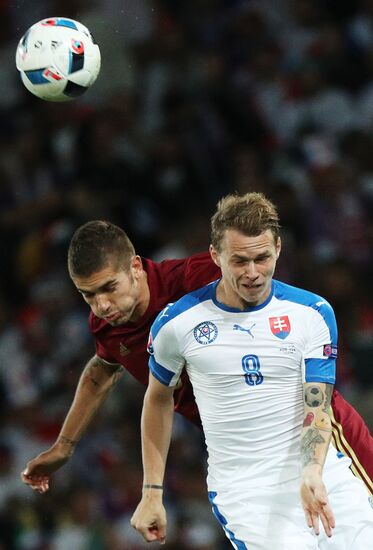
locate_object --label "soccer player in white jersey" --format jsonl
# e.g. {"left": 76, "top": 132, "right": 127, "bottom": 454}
{"left": 131, "top": 192, "right": 373, "bottom": 549}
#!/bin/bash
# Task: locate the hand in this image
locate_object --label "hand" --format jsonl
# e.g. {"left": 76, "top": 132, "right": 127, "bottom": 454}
{"left": 300, "top": 466, "right": 335, "bottom": 537}
{"left": 131, "top": 492, "right": 167, "bottom": 544}
{"left": 21, "top": 442, "right": 73, "bottom": 494}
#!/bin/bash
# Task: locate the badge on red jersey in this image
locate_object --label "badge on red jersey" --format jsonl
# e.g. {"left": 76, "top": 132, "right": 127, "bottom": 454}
{"left": 119, "top": 342, "right": 131, "bottom": 357}
{"left": 269, "top": 316, "right": 291, "bottom": 340}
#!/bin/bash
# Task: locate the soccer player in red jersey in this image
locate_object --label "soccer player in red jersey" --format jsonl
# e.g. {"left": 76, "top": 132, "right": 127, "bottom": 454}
{"left": 21, "top": 220, "right": 373, "bottom": 496}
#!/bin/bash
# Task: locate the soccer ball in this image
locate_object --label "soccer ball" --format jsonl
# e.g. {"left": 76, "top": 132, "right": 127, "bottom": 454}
{"left": 15, "top": 17, "right": 101, "bottom": 102}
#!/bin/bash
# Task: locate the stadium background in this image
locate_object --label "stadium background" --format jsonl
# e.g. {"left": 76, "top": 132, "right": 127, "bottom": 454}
{"left": 1, "top": 0, "right": 373, "bottom": 548}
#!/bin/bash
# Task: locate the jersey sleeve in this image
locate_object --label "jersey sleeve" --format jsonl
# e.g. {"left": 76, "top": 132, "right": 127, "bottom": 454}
{"left": 148, "top": 306, "right": 185, "bottom": 387}
{"left": 94, "top": 338, "right": 119, "bottom": 364}
{"left": 88, "top": 312, "right": 119, "bottom": 364}
{"left": 304, "top": 301, "right": 337, "bottom": 385}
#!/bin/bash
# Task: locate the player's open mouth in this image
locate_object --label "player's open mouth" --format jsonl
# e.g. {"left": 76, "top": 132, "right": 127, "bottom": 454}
{"left": 242, "top": 283, "right": 261, "bottom": 289}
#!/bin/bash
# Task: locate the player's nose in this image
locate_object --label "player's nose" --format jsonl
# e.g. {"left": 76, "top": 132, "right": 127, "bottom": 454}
{"left": 95, "top": 294, "right": 111, "bottom": 313}
{"left": 244, "top": 261, "right": 259, "bottom": 279}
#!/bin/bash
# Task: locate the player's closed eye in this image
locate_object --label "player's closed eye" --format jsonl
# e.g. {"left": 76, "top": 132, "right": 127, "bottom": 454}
{"left": 232, "top": 258, "right": 248, "bottom": 265}
{"left": 104, "top": 285, "right": 117, "bottom": 293}
{"left": 81, "top": 291, "right": 94, "bottom": 299}
{"left": 255, "top": 256, "right": 270, "bottom": 263}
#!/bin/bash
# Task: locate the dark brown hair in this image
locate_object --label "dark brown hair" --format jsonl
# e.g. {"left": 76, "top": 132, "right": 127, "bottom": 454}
{"left": 210, "top": 192, "right": 280, "bottom": 252}
{"left": 68, "top": 221, "right": 135, "bottom": 277}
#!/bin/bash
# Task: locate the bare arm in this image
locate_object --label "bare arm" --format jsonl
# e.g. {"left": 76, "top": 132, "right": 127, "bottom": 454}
{"left": 22, "top": 354, "right": 123, "bottom": 492}
{"left": 300, "top": 382, "right": 335, "bottom": 537}
{"left": 57, "top": 354, "right": 123, "bottom": 448}
{"left": 131, "top": 372, "right": 175, "bottom": 544}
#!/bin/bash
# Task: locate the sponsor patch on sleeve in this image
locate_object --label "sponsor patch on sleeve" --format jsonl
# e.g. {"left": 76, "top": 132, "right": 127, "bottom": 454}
{"left": 323, "top": 344, "right": 338, "bottom": 359}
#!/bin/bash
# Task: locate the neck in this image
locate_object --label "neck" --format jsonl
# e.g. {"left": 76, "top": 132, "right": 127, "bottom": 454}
{"left": 216, "top": 280, "right": 246, "bottom": 310}
{"left": 131, "top": 271, "right": 150, "bottom": 321}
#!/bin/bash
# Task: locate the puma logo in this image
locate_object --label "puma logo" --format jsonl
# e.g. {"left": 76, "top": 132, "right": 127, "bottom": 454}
{"left": 233, "top": 323, "right": 256, "bottom": 338}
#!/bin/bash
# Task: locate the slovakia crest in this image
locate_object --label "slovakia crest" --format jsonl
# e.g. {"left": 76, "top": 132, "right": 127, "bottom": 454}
{"left": 269, "top": 316, "right": 291, "bottom": 340}
{"left": 193, "top": 321, "right": 218, "bottom": 345}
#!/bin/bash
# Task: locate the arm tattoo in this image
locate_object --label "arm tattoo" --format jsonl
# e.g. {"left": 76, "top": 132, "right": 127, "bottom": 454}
{"left": 323, "top": 384, "right": 333, "bottom": 413}
{"left": 92, "top": 357, "right": 123, "bottom": 375}
{"left": 301, "top": 428, "right": 326, "bottom": 469}
{"left": 111, "top": 369, "right": 123, "bottom": 388}
{"left": 303, "top": 412, "right": 315, "bottom": 427}
{"left": 87, "top": 358, "right": 123, "bottom": 389}
{"left": 58, "top": 435, "right": 77, "bottom": 448}
{"left": 301, "top": 384, "right": 334, "bottom": 469}
{"left": 89, "top": 376, "right": 100, "bottom": 388}
{"left": 304, "top": 385, "right": 325, "bottom": 408}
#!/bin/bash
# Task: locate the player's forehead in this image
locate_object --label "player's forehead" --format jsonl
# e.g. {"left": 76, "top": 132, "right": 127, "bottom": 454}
{"left": 72, "top": 263, "right": 127, "bottom": 291}
{"left": 221, "top": 229, "right": 277, "bottom": 256}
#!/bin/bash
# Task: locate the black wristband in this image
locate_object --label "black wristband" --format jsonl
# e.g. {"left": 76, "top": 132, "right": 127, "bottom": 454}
{"left": 143, "top": 484, "right": 163, "bottom": 490}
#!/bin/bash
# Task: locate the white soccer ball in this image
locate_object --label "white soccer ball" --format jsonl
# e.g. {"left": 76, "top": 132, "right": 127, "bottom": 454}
{"left": 15, "top": 17, "right": 101, "bottom": 102}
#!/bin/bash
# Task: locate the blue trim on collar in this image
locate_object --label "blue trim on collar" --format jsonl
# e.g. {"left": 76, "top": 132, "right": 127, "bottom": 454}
{"left": 211, "top": 280, "right": 274, "bottom": 313}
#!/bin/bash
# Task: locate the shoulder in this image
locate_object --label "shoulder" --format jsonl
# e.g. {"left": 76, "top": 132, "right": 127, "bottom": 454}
{"left": 273, "top": 280, "right": 333, "bottom": 312}
{"left": 144, "top": 252, "right": 212, "bottom": 276}
{"left": 145, "top": 253, "right": 220, "bottom": 293}
{"left": 273, "top": 280, "right": 336, "bottom": 333}
{"left": 151, "top": 282, "right": 216, "bottom": 338}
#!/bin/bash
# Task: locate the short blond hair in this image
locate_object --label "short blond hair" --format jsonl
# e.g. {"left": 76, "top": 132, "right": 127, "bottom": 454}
{"left": 210, "top": 192, "right": 280, "bottom": 252}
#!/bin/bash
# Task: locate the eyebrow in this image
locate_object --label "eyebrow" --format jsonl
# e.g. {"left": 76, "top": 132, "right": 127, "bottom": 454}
{"left": 231, "top": 251, "right": 271, "bottom": 260}
{"left": 76, "top": 279, "right": 117, "bottom": 294}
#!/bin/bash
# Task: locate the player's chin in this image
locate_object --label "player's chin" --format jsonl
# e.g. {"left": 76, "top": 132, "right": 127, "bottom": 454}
{"left": 102, "top": 312, "right": 127, "bottom": 325}
{"left": 110, "top": 313, "right": 131, "bottom": 325}
{"left": 106, "top": 317, "right": 124, "bottom": 326}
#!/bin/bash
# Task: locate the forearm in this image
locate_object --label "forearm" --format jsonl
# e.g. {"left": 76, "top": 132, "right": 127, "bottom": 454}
{"left": 57, "top": 355, "right": 123, "bottom": 452}
{"left": 131, "top": 383, "right": 173, "bottom": 544}
{"left": 300, "top": 383, "right": 336, "bottom": 537}
{"left": 301, "top": 383, "right": 333, "bottom": 474}
{"left": 141, "top": 385, "right": 175, "bottom": 486}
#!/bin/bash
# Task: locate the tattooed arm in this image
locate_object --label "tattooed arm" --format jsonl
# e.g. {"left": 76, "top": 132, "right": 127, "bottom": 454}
{"left": 56, "top": 354, "right": 123, "bottom": 445}
{"left": 300, "top": 382, "right": 335, "bottom": 537}
{"left": 21, "top": 355, "right": 123, "bottom": 493}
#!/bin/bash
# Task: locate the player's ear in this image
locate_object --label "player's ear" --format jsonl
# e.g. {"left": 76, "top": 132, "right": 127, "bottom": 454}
{"left": 130, "top": 255, "right": 143, "bottom": 276}
{"left": 210, "top": 244, "right": 221, "bottom": 267}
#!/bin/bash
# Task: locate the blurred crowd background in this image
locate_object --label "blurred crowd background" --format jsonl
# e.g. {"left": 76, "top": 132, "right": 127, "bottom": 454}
{"left": 1, "top": 0, "right": 373, "bottom": 548}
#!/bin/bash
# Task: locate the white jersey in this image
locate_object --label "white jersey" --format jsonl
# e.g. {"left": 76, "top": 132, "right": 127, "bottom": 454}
{"left": 148, "top": 279, "right": 339, "bottom": 494}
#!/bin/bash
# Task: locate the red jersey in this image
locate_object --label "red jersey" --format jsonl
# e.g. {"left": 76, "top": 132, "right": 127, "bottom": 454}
{"left": 90, "top": 252, "right": 221, "bottom": 425}
{"left": 89, "top": 252, "right": 373, "bottom": 493}
{"left": 331, "top": 390, "right": 373, "bottom": 495}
